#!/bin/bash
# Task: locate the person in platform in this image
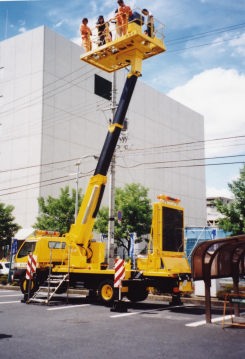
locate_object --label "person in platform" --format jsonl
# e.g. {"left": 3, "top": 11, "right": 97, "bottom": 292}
{"left": 96, "top": 15, "right": 106, "bottom": 46}
{"left": 142, "top": 8, "right": 154, "bottom": 37}
{"left": 116, "top": 0, "right": 132, "bottom": 35}
{"left": 80, "top": 18, "right": 92, "bottom": 52}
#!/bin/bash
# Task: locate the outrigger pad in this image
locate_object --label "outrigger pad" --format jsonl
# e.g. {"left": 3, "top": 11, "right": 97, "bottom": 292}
{"left": 110, "top": 300, "right": 128, "bottom": 313}
{"left": 80, "top": 24, "right": 166, "bottom": 73}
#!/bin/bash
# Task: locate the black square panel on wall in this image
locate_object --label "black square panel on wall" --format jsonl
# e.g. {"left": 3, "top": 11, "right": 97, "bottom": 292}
{"left": 94, "top": 74, "right": 112, "bottom": 101}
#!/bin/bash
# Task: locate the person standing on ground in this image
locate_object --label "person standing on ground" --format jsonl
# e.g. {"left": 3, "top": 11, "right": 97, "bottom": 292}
{"left": 80, "top": 18, "right": 92, "bottom": 52}
{"left": 142, "top": 8, "right": 154, "bottom": 37}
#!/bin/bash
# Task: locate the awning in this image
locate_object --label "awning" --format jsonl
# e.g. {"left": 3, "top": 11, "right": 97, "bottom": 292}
{"left": 191, "top": 234, "right": 245, "bottom": 323}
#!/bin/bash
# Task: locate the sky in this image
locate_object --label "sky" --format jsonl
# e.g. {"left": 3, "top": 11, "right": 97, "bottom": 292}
{"left": 0, "top": 0, "right": 244, "bottom": 198}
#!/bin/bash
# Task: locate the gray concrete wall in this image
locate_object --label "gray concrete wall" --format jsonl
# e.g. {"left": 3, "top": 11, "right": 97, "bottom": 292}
{"left": 0, "top": 26, "right": 206, "bottom": 228}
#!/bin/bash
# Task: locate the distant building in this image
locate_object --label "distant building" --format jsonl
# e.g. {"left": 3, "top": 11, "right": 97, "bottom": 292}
{"left": 185, "top": 226, "right": 230, "bottom": 263}
{"left": 184, "top": 196, "right": 232, "bottom": 265}
{"left": 206, "top": 196, "right": 232, "bottom": 226}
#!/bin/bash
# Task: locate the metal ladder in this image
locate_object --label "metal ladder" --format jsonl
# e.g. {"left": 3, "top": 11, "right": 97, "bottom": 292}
{"left": 28, "top": 274, "right": 69, "bottom": 304}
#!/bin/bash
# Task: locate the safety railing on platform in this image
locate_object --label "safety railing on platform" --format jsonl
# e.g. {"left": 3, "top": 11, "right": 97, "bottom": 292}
{"left": 81, "top": 8, "right": 165, "bottom": 52}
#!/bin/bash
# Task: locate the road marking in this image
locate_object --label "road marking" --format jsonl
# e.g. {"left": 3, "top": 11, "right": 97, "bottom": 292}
{"left": 110, "top": 312, "right": 138, "bottom": 318}
{"left": 0, "top": 294, "right": 21, "bottom": 298}
{"left": 110, "top": 304, "right": 184, "bottom": 319}
{"left": 47, "top": 304, "right": 90, "bottom": 311}
{"left": 186, "top": 314, "right": 234, "bottom": 327}
{"left": 0, "top": 301, "right": 20, "bottom": 304}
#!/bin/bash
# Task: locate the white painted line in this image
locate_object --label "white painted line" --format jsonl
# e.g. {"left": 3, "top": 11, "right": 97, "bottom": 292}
{"left": 110, "top": 312, "right": 138, "bottom": 318}
{"left": 110, "top": 304, "right": 183, "bottom": 319}
{"left": 110, "top": 304, "right": 179, "bottom": 319}
{"left": 0, "top": 294, "right": 21, "bottom": 298}
{"left": 186, "top": 314, "right": 234, "bottom": 327}
{"left": 0, "top": 301, "right": 20, "bottom": 304}
{"left": 47, "top": 304, "right": 90, "bottom": 311}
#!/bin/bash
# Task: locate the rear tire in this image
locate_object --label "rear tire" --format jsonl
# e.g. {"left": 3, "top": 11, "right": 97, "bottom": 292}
{"left": 55, "top": 281, "right": 68, "bottom": 294}
{"left": 126, "top": 287, "right": 148, "bottom": 302}
{"left": 98, "top": 280, "right": 117, "bottom": 306}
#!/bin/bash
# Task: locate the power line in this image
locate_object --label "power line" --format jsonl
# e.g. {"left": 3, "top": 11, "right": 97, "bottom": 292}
{"left": 0, "top": 157, "right": 81, "bottom": 174}
{"left": 117, "top": 154, "right": 245, "bottom": 169}
{"left": 1, "top": 159, "right": 243, "bottom": 198}
{"left": 150, "top": 161, "right": 244, "bottom": 170}
{"left": 1, "top": 134, "right": 244, "bottom": 174}
{"left": 1, "top": 154, "right": 244, "bottom": 197}
{"left": 117, "top": 134, "right": 245, "bottom": 155}
{"left": 0, "top": 169, "right": 94, "bottom": 197}
{"left": 0, "top": 64, "right": 103, "bottom": 120}
{"left": 166, "top": 22, "right": 245, "bottom": 45}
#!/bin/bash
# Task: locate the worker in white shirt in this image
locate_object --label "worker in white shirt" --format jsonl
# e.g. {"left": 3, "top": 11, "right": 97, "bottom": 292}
{"left": 142, "top": 8, "right": 154, "bottom": 37}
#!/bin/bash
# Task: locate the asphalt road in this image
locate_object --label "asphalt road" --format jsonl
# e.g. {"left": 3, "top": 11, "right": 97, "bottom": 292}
{"left": 0, "top": 288, "right": 244, "bottom": 359}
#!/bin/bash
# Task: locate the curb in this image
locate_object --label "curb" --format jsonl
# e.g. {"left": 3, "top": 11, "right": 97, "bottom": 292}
{"left": 0, "top": 285, "right": 225, "bottom": 306}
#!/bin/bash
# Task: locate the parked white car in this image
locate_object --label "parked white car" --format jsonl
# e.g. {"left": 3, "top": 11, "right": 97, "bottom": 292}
{"left": 0, "top": 262, "right": 10, "bottom": 275}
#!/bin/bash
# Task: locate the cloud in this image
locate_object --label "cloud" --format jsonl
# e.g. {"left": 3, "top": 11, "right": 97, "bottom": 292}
{"left": 229, "top": 32, "right": 245, "bottom": 57}
{"left": 54, "top": 20, "right": 65, "bottom": 29}
{"left": 206, "top": 185, "right": 232, "bottom": 198}
{"left": 167, "top": 68, "right": 245, "bottom": 154}
{"left": 18, "top": 26, "right": 27, "bottom": 33}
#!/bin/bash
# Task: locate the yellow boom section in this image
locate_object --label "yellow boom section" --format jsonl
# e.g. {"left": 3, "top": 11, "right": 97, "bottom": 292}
{"left": 67, "top": 174, "right": 107, "bottom": 246}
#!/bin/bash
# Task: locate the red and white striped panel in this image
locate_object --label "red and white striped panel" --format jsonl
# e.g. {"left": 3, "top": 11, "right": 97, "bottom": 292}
{"left": 114, "top": 258, "right": 125, "bottom": 288}
{"left": 25, "top": 254, "right": 37, "bottom": 280}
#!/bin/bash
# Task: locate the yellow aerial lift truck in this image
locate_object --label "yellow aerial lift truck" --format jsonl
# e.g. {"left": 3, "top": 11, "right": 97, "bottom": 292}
{"left": 14, "top": 18, "right": 193, "bottom": 305}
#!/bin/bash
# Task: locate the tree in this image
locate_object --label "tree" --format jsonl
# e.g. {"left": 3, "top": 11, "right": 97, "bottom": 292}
{"left": 33, "top": 186, "right": 83, "bottom": 235}
{"left": 94, "top": 206, "right": 109, "bottom": 234}
{"left": 0, "top": 202, "right": 20, "bottom": 256}
{"left": 216, "top": 165, "right": 245, "bottom": 235}
{"left": 94, "top": 183, "right": 152, "bottom": 254}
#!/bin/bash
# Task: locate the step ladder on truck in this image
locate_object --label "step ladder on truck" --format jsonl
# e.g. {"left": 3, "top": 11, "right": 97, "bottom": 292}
{"left": 13, "top": 14, "right": 193, "bottom": 306}
{"left": 27, "top": 274, "right": 69, "bottom": 304}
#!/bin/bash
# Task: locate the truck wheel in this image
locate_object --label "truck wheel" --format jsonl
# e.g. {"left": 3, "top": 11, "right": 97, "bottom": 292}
{"left": 20, "top": 277, "right": 39, "bottom": 296}
{"left": 126, "top": 288, "right": 148, "bottom": 302}
{"left": 55, "top": 282, "right": 68, "bottom": 294}
{"left": 98, "top": 280, "right": 117, "bottom": 305}
{"left": 170, "top": 294, "right": 183, "bottom": 306}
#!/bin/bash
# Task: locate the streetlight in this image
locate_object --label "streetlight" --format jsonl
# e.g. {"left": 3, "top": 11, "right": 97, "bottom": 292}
{"left": 69, "top": 154, "right": 98, "bottom": 222}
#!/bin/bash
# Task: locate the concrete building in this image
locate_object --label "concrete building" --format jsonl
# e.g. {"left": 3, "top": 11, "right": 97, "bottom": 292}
{"left": 206, "top": 196, "right": 232, "bottom": 226}
{"left": 0, "top": 26, "right": 206, "bottom": 228}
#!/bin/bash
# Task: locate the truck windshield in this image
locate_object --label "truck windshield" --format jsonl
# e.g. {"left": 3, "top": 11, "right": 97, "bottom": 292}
{"left": 17, "top": 242, "right": 37, "bottom": 258}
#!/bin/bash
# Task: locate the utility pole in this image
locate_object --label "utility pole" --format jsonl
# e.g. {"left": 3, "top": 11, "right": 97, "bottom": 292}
{"left": 108, "top": 72, "right": 117, "bottom": 267}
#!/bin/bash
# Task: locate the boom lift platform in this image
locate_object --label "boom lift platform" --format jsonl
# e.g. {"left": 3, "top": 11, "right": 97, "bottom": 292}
{"left": 80, "top": 22, "right": 166, "bottom": 74}
{"left": 14, "top": 16, "right": 193, "bottom": 306}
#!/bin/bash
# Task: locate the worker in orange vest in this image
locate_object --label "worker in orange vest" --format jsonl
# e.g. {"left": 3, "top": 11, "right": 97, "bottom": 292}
{"left": 116, "top": 0, "right": 132, "bottom": 35}
{"left": 80, "top": 18, "right": 92, "bottom": 52}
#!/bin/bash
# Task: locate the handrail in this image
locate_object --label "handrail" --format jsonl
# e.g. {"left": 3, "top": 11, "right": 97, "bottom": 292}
{"left": 82, "top": 8, "right": 165, "bottom": 51}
